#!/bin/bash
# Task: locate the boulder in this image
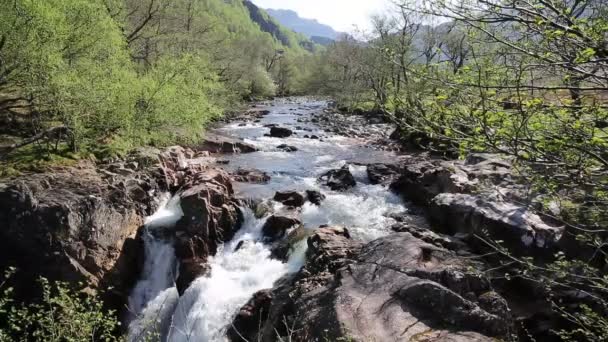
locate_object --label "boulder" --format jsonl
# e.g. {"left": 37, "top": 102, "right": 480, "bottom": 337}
{"left": 246, "top": 231, "right": 511, "bottom": 341}
{"left": 318, "top": 166, "right": 356, "bottom": 191}
{"left": 198, "top": 132, "right": 257, "bottom": 154}
{"left": 390, "top": 160, "right": 476, "bottom": 204}
{"left": 429, "top": 193, "right": 563, "bottom": 256}
{"left": 231, "top": 168, "right": 270, "bottom": 184}
{"left": 276, "top": 144, "right": 298, "bottom": 152}
{"left": 261, "top": 216, "right": 301, "bottom": 241}
{"left": 305, "top": 190, "right": 326, "bottom": 206}
{"left": 227, "top": 290, "right": 273, "bottom": 342}
{"left": 174, "top": 169, "right": 243, "bottom": 292}
{"left": 366, "top": 163, "right": 401, "bottom": 185}
{"left": 269, "top": 127, "right": 293, "bottom": 138}
{"left": 273, "top": 191, "right": 305, "bottom": 207}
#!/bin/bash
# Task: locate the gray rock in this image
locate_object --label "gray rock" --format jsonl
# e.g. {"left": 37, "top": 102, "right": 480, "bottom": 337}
{"left": 305, "top": 190, "right": 326, "bottom": 205}
{"left": 269, "top": 127, "right": 293, "bottom": 138}
{"left": 318, "top": 167, "right": 356, "bottom": 191}
{"left": 242, "top": 230, "right": 511, "bottom": 341}
{"left": 367, "top": 163, "right": 401, "bottom": 185}
{"left": 273, "top": 191, "right": 305, "bottom": 207}
{"left": 231, "top": 168, "right": 270, "bottom": 184}
{"left": 198, "top": 132, "right": 257, "bottom": 153}
{"left": 261, "top": 216, "right": 301, "bottom": 242}
{"left": 429, "top": 193, "right": 564, "bottom": 256}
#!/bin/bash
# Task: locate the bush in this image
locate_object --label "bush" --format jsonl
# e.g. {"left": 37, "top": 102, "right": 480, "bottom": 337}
{"left": 0, "top": 268, "right": 120, "bottom": 342}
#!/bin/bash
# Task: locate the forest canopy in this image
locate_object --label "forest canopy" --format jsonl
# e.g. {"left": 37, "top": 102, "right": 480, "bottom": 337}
{"left": 0, "top": 0, "right": 318, "bottom": 161}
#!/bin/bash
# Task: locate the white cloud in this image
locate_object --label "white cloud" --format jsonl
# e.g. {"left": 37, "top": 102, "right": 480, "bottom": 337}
{"left": 251, "top": 0, "right": 394, "bottom": 32}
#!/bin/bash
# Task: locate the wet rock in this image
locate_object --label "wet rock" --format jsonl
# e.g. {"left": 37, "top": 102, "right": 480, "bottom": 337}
{"left": 273, "top": 191, "right": 305, "bottom": 207}
{"left": 240, "top": 198, "right": 273, "bottom": 219}
{"left": 276, "top": 144, "right": 298, "bottom": 152}
{"left": 269, "top": 127, "right": 293, "bottom": 138}
{"left": 175, "top": 259, "right": 210, "bottom": 295}
{"left": 231, "top": 168, "right": 270, "bottom": 184}
{"left": 251, "top": 231, "right": 510, "bottom": 341}
{"left": 429, "top": 193, "right": 563, "bottom": 256}
{"left": 366, "top": 163, "right": 401, "bottom": 185}
{"left": 318, "top": 166, "right": 356, "bottom": 191}
{"left": 270, "top": 226, "right": 315, "bottom": 261}
{"left": 262, "top": 216, "right": 301, "bottom": 242}
{"left": 174, "top": 169, "right": 243, "bottom": 291}
{"left": 198, "top": 132, "right": 257, "bottom": 154}
{"left": 227, "top": 290, "right": 273, "bottom": 342}
{"left": 305, "top": 190, "right": 326, "bottom": 206}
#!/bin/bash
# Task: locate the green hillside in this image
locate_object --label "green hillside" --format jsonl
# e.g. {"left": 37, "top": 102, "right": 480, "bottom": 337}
{"left": 0, "top": 0, "right": 317, "bottom": 165}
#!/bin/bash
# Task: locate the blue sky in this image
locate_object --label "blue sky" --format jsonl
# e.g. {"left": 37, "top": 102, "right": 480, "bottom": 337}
{"left": 251, "top": 0, "right": 393, "bottom": 32}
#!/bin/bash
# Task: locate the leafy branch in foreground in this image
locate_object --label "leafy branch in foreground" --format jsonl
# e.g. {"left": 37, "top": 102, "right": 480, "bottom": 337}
{"left": 0, "top": 268, "right": 119, "bottom": 342}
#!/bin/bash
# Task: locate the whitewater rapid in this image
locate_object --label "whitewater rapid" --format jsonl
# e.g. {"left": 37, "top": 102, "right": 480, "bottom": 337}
{"left": 127, "top": 99, "right": 406, "bottom": 342}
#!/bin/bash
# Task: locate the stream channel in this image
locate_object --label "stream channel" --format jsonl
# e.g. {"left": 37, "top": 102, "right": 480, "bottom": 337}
{"left": 127, "top": 98, "right": 410, "bottom": 341}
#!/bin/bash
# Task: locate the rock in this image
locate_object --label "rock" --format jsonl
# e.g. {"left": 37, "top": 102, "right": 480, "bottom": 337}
{"left": 269, "top": 127, "right": 293, "bottom": 138}
{"left": 174, "top": 169, "right": 243, "bottom": 292}
{"left": 227, "top": 290, "right": 273, "bottom": 342}
{"left": 0, "top": 160, "right": 161, "bottom": 310}
{"left": 366, "top": 163, "right": 401, "bottom": 185}
{"left": 305, "top": 190, "right": 326, "bottom": 205}
{"left": 175, "top": 260, "right": 210, "bottom": 295}
{"left": 318, "top": 166, "right": 356, "bottom": 191}
{"left": 276, "top": 144, "right": 298, "bottom": 152}
{"left": 429, "top": 193, "right": 564, "bottom": 256}
{"left": 261, "top": 216, "right": 301, "bottom": 241}
{"left": 231, "top": 168, "right": 271, "bottom": 184}
{"left": 198, "top": 132, "right": 257, "bottom": 154}
{"left": 390, "top": 160, "right": 476, "bottom": 205}
{"left": 273, "top": 191, "right": 305, "bottom": 207}
{"left": 249, "top": 231, "right": 511, "bottom": 341}
{"left": 240, "top": 198, "right": 273, "bottom": 219}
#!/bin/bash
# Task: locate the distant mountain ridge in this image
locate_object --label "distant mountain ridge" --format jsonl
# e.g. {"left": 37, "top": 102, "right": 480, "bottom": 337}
{"left": 265, "top": 8, "right": 340, "bottom": 41}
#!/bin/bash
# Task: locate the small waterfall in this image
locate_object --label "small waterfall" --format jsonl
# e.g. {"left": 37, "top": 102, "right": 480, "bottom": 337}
{"left": 127, "top": 194, "right": 183, "bottom": 341}
{"left": 167, "top": 209, "right": 305, "bottom": 342}
{"left": 128, "top": 199, "right": 306, "bottom": 342}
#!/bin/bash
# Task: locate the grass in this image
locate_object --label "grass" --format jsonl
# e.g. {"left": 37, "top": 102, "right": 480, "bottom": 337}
{"left": 0, "top": 144, "right": 81, "bottom": 179}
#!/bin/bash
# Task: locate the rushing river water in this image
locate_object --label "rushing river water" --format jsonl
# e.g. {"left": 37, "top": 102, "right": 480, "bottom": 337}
{"left": 127, "top": 99, "right": 407, "bottom": 342}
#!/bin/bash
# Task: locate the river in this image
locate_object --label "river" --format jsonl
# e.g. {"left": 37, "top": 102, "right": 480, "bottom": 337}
{"left": 127, "top": 98, "right": 408, "bottom": 341}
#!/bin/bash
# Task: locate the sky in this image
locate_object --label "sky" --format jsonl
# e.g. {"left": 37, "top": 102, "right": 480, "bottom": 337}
{"left": 251, "top": 0, "right": 394, "bottom": 33}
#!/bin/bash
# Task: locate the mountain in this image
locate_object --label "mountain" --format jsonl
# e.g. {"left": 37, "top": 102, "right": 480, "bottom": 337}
{"left": 265, "top": 8, "right": 340, "bottom": 40}
{"left": 243, "top": 1, "right": 317, "bottom": 52}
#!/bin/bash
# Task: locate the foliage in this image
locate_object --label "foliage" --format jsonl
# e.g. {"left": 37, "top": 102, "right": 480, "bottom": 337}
{"left": 0, "top": 268, "right": 119, "bottom": 342}
{"left": 0, "top": 0, "right": 318, "bottom": 164}
{"left": 314, "top": 0, "right": 608, "bottom": 340}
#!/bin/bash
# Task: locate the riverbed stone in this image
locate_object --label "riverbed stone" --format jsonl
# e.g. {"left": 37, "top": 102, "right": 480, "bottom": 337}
{"left": 318, "top": 166, "right": 356, "bottom": 191}
{"left": 366, "top": 163, "right": 401, "bottom": 185}
{"left": 269, "top": 126, "right": 293, "bottom": 138}
{"left": 276, "top": 144, "right": 298, "bottom": 152}
{"left": 305, "top": 190, "right": 326, "bottom": 205}
{"left": 273, "top": 191, "right": 305, "bottom": 207}
{"left": 198, "top": 132, "right": 257, "bottom": 154}
{"left": 231, "top": 168, "right": 270, "bottom": 184}
{"left": 261, "top": 216, "right": 301, "bottom": 241}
